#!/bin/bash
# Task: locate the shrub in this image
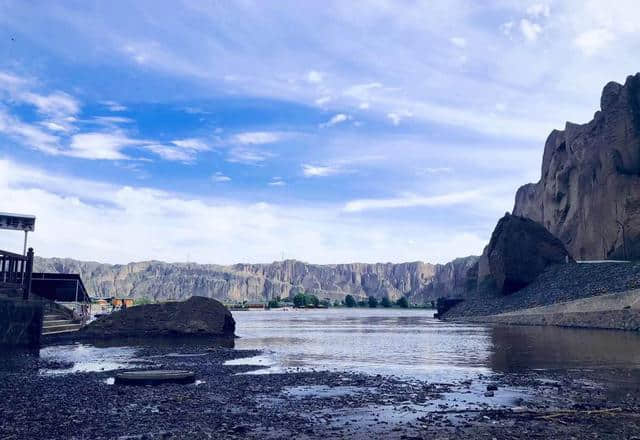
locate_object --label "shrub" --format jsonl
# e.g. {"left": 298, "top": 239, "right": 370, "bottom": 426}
{"left": 368, "top": 296, "right": 378, "bottom": 308}
{"left": 380, "top": 296, "right": 392, "bottom": 308}
{"left": 396, "top": 296, "right": 409, "bottom": 308}
{"left": 345, "top": 295, "right": 357, "bottom": 307}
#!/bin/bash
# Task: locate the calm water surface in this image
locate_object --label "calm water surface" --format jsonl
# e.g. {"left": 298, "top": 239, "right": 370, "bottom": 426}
{"left": 230, "top": 308, "right": 640, "bottom": 380}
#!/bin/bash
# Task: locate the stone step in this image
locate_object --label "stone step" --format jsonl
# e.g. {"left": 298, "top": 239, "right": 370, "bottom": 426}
{"left": 42, "top": 327, "right": 82, "bottom": 336}
{"left": 44, "top": 314, "right": 68, "bottom": 322}
{"left": 43, "top": 322, "right": 80, "bottom": 330}
{"left": 42, "top": 319, "right": 69, "bottom": 326}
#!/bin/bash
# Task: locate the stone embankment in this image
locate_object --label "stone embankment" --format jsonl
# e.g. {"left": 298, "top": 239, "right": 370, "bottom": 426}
{"left": 458, "top": 288, "right": 640, "bottom": 331}
{"left": 443, "top": 261, "right": 640, "bottom": 324}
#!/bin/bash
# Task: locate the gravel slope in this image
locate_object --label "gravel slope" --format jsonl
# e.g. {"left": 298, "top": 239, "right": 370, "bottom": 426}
{"left": 444, "top": 262, "right": 640, "bottom": 319}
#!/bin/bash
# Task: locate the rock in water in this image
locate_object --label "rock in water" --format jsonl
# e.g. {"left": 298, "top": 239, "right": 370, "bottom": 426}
{"left": 480, "top": 214, "right": 572, "bottom": 294}
{"left": 513, "top": 73, "right": 640, "bottom": 260}
{"left": 81, "top": 296, "right": 235, "bottom": 338}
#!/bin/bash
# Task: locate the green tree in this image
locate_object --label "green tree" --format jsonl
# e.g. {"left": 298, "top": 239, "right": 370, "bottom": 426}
{"left": 396, "top": 296, "right": 409, "bottom": 308}
{"left": 308, "top": 295, "right": 320, "bottom": 307}
{"left": 293, "top": 293, "right": 306, "bottom": 308}
{"left": 358, "top": 300, "right": 367, "bottom": 307}
{"left": 345, "top": 294, "right": 357, "bottom": 307}
{"left": 380, "top": 296, "right": 392, "bottom": 308}
{"left": 267, "top": 298, "right": 280, "bottom": 309}
{"left": 368, "top": 296, "right": 378, "bottom": 308}
{"left": 333, "top": 300, "right": 342, "bottom": 307}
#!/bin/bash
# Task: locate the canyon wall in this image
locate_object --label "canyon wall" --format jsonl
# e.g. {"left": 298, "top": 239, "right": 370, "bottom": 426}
{"left": 35, "top": 256, "right": 478, "bottom": 303}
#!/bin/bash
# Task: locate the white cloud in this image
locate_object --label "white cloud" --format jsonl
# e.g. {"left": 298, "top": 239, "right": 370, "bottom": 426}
{"left": 450, "top": 37, "right": 466, "bottom": 48}
{"left": 20, "top": 91, "right": 80, "bottom": 118}
{"left": 226, "top": 147, "right": 272, "bottom": 164}
{"left": 145, "top": 144, "right": 194, "bottom": 162}
{"left": 171, "top": 138, "right": 209, "bottom": 151}
{"left": 387, "top": 110, "right": 413, "bottom": 126}
{"left": 520, "top": 19, "right": 542, "bottom": 42}
{"left": 574, "top": 28, "right": 615, "bottom": 55}
{"left": 306, "top": 70, "right": 324, "bottom": 84}
{"left": 315, "top": 96, "right": 332, "bottom": 106}
{"left": 343, "top": 190, "right": 480, "bottom": 213}
{"left": 69, "top": 132, "right": 135, "bottom": 160}
{"left": 0, "top": 158, "right": 489, "bottom": 264}
{"left": 0, "top": 109, "right": 61, "bottom": 155}
{"left": 232, "top": 131, "right": 283, "bottom": 145}
{"left": 268, "top": 177, "right": 285, "bottom": 186}
{"left": 359, "top": 102, "right": 370, "bottom": 110}
{"left": 344, "top": 82, "right": 383, "bottom": 101}
{"left": 526, "top": 3, "right": 550, "bottom": 18}
{"left": 320, "top": 113, "right": 350, "bottom": 128}
{"left": 423, "top": 167, "right": 453, "bottom": 174}
{"left": 212, "top": 172, "right": 231, "bottom": 182}
{"left": 302, "top": 164, "right": 341, "bottom": 177}
{"left": 101, "top": 100, "right": 127, "bottom": 111}
{"left": 500, "top": 21, "right": 515, "bottom": 36}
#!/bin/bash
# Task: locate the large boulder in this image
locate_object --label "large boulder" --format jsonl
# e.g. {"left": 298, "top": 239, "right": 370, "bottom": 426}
{"left": 513, "top": 73, "right": 640, "bottom": 260}
{"left": 81, "top": 296, "right": 235, "bottom": 339}
{"left": 480, "top": 214, "right": 573, "bottom": 294}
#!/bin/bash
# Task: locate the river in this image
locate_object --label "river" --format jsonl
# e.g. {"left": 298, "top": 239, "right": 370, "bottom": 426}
{"left": 230, "top": 308, "right": 640, "bottom": 381}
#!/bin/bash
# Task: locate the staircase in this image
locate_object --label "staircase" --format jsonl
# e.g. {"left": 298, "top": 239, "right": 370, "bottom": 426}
{"left": 42, "top": 312, "right": 82, "bottom": 336}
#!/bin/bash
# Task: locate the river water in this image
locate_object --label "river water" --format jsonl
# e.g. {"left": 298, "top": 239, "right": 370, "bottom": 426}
{"left": 24, "top": 308, "right": 640, "bottom": 384}
{"left": 230, "top": 308, "right": 640, "bottom": 381}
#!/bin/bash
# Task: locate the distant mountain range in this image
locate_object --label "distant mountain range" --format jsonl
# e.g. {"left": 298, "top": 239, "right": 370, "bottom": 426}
{"left": 34, "top": 256, "right": 478, "bottom": 304}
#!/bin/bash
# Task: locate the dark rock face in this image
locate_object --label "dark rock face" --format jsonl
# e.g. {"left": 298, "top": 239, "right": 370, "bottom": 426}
{"left": 513, "top": 73, "right": 640, "bottom": 260}
{"left": 81, "top": 296, "right": 235, "bottom": 339}
{"left": 480, "top": 214, "right": 572, "bottom": 294}
{"left": 34, "top": 256, "right": 478, "bottom": 304}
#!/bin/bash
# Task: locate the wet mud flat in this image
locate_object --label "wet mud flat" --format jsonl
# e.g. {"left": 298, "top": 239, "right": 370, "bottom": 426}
{"left": 1, "top": 341, "right": 640, "bottom": 439}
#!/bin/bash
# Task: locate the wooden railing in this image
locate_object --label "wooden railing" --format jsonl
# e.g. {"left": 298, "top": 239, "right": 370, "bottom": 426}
{"left": 0, "top": 247, "right": 34, "bottom": 300}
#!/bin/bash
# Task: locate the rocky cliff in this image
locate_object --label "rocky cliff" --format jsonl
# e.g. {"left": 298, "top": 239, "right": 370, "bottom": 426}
{"left": 34, "top": 256, "right": 478, "bottom": 303}
{"left": 513, "top": 73, "right": 640, "bottom": 260}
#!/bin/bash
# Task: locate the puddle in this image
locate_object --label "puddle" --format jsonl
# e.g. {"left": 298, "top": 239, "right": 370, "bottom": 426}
{"left": 282, "top": 385, "right": 375, "bottom": 398}
{"left": 39, "top": 344, "right": 144, "bottom": 375}
{"left": 225, "top": 353, "right": 280, "bottom": 374}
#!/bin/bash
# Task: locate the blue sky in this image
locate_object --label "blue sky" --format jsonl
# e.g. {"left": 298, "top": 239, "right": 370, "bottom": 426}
{"left": 0, "top": 0, "right": 638, "bottom": 264}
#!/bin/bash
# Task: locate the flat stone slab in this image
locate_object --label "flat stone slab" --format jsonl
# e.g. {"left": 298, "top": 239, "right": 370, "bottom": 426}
{"left": 114, "top": 370, "right": 196, "bottom": 386}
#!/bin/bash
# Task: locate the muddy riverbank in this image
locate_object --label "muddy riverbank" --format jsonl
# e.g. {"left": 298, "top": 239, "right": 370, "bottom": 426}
{"left": 1, "top": 339, "right": 640, "bottom": 439}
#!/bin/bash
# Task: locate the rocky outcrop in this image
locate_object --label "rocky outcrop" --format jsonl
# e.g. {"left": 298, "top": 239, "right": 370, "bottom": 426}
{"left": 514, "top": 73, "right": 640, "bottom": 260}
{"left": 81, "top": 296, "right": 235, "bottom": 339}
{"left": 478, "top": 214, "right": 572, "bottom": 294}
{"left": 34, "top": 256, "right": 478, "bottom": 303}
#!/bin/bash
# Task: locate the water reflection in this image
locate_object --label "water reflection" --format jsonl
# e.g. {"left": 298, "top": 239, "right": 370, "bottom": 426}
{"left": 488, "top": 325, "right": 640, "bottom": 372}
{"left": 233, "top": 309, "right": 640, "bottom": 381}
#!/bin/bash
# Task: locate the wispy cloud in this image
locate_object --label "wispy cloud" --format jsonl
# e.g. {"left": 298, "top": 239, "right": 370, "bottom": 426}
{"left": 101, "top": 100, "right": 127, "bottom": 111}
{"left": 268, "top": 177, "right": 286, "bottom": 186}
{"left": 320, "top": 113, "right": 350, "bottom": 128}
{"left": 212, "top": 172, "right": 231, "bottom": 182}
{"left": 232, "top": 131, "right": 283, "bottom": 145}
{"left": 343, "top": 190, "right": 480, "bottom": 213}
{"left": 226, "top": 147, "right": 272, "bottom": 164}
{"left": 302, "top": 164, "right": 341, "bottom": 177}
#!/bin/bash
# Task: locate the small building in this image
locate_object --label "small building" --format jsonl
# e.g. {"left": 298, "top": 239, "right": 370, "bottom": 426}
{"left": 30, "top": 273, "right": 92, "bottom": 322}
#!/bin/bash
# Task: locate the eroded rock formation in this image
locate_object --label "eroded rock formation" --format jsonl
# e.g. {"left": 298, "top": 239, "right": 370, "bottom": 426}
{"left": 477, "top": 213, "right": 573, "bottom": 294}
{"left": 514, "top": 73, "right": 640, "bottom": 260}
{"left": 34, "top": 256, "right": 478, "bottom": 303}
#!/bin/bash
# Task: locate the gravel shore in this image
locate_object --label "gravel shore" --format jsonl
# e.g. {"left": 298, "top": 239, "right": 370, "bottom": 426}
{"left": 2, "top": 339, "right": 640, "bottom": 439}
{"left": 444, "top": 262, "right": 640, "bottom": 319}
